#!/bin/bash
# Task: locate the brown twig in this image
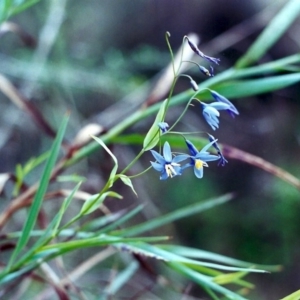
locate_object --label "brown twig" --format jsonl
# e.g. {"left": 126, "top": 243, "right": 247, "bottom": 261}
{"left": 223, "top": 144, "right": 300, "bottom": 190}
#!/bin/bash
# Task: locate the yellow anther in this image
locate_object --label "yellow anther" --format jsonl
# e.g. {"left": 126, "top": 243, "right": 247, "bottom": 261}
{"left": 195, "top": 159, "right": 208, "bottom": 170}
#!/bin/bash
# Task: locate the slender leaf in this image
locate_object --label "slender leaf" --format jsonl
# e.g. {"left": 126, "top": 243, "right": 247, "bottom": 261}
{"left": 97, "top": 205, "right": 144, "bottom": 235}
{"left": 91, "top": 136, "right": 118, "bottom": 187}
{"left": 281, "top": 289, "right": 300, "bottom": 300}
{"left": 170, "top": 262, "right": 248, "bottom": 300}
{"left": 160, "top": 245, "right": 281, "bottom": 272}
{"left": 80, "top": 191, "right": 122, "bottom": 215}
{"left": 124, "top": 242, "right": 267, "bottom": 273}
{"left": 6, "top": 114, "right": 69, "bottom": 270}
{"left": 143, "top": 99, "right": 167, "bottom": 151}
{"left": 212, "top": 73, "right": 300, "bottom": 99}
{"left": 12, "top": 183, "right": 81, "bottom": 271}
{"left": 119, "top": 174, "right": 137, "bottom": 196}
{"left": 213, "top": 271, "right": 248, "bottom": 285}
{"left": 102, "top": 261, "right": 139, "bottom": 299}
{"left": 236, "top": 0, "right": 300, "bottom": 68}
{"left": 114, "top": 193, "right": 234, "bottom": 237}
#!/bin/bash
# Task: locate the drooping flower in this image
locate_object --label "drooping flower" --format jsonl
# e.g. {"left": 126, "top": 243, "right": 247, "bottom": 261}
{"left": 182, "top": 139, "right": 219, "bottom": 179}
{"left": 201, "top": 102, "right": 231, "bottom": 130}
{"left": 210, "top": 90, "right": 239, "bottom": 118}
{"left": 199, "top": 65, "right": 214, "bottom": 77}
{"left": 207, "top": 133, "right": 228, "bottom": 166}
{"left": 189, "top": 79, "right": 199, "bottom": 91}
{"left": 186, "top": 37, "right": 220, "bottom": 65}
{"left": 157, "top": 122, "right": 169, "bottom": 133}
{"left": 150, "top": 142, "right": 187, "bottom": 180}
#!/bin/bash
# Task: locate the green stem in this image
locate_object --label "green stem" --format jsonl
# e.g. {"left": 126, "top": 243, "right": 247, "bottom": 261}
{"left": 64, "top": 69, "right": 233, "bottom": 168}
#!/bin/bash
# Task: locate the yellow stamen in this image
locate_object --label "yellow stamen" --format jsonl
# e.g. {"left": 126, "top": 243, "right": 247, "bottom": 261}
{"left": 195, "top": 159, "right": 208, "bottom": 169}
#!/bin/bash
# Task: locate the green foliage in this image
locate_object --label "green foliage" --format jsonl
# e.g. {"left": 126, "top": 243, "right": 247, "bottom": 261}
{"left": 0, "top": 0, "right": 41, "bottom": 24}
{"left": 143, "top": 98, "right": 168, "bottom": 151}
{"left": 1, "top": 0, "right": 300, "bottom": 299}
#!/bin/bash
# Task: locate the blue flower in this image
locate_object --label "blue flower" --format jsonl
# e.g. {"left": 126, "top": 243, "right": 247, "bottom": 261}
{"left": 210, "top": 90, "right": 239, "bottom": 118}
{"left": 157, "top": 122, "right": 169, "bottom": 133}
{"left": 199, "top": 65, "right": 214, "bottom": 77}
{"left": 186, "top": 38, "right": 220, "bottom": 65}
{"left": 201, "top": 102, "right": 231, "bottom": 130}
{"left": 207, "top": 133, "right": 228, "bottom": 166}
{"left": 150, "top": 142, "right": 187, "bottom": 180}
{"left": 182, "top": 139, "right": 219, "bottom": 178}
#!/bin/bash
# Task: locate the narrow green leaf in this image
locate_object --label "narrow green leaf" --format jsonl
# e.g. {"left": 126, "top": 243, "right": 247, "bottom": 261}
{"left": 91, "top": 136, "right": 118, "bottom": 187}
{"left": 213, "top": 271, "right": 248, "bottom": 285}
{"left": 280, "top": 289, "right": 300, "bottom": 300}
{"left": 212, "top": 73, "right": 300, "bottom": 99}
{"left": 80, "top": 208, "right": 129, "bottom": 231}
{"left": 118, "top": 174, "right": 137, "bottom": 196}
{"left": 7, "top": 114, "right": 69, "bottom": 270}
{"left": 80, "top": 191, "right": 122, "bottom": 216}
{"left": 97, "top": 205, "right": 144, "bottom": 234}
{"left": 124, "top": 243, "right": 266, "bottom": 274}
{"left": 115, "top": 193, "right": 234, "bottom": 237}
{"left": 11, "top": 183, "right": 81, "bottom": 271}
{"left": 170, "top": 262, "right": 248, "bottom": 300}
{"left": 143, "top": 99, "right": 167, "bottom": 151}
{"left": 160, "top": 245, "right": 281, "bottom": 272}
{"left": 103, "top": 261, "right": 139, "bottom": 297}
{"left": 236, "top": 0, "right": 300, "bottom": 68}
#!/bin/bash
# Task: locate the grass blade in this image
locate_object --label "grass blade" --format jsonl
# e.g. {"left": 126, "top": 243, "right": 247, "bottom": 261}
{"left": 114, "top": 193, "right": 234, "bottom": 237}
{"left": 212, "top": 73, "right": 300, "bottom": 99}
{"left": 236, "top": 0, "right": 300, "bottom": 68}
{"left": 6, "top": 114, "right": 69, "bottom": 270}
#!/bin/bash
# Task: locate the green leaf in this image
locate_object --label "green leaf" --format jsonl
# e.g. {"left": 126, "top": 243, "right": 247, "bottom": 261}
{"left": 280, "top": 289, "right": 300, "bottom": 300}
{"left": 12, "top": 182, "right": 81, "bottom": 271}
{"left": 123, "top": 243, "right": 267, "bottom": 274}
{"left": 6, "top": 114, "right": 69, "bottom": 271}
{"left": 96, "top": 205, "right": 144, "bottom": 234}
{"left": 170, "top": 262, "right": 248, "bottom": 300}
{"left": 143, "top": 99, "right": 167, "bottom": 151}
{"left": 160, "top": 245, "right": 281, "bottom": 272}
{"left": 118, "top": 174, "right": 137, "bottom": 196}
{"left": 212, "top": 73, "right": 300, "bottom": 99}
{"left": 9, "top": 0, "right": 41, "bottom": 17}
{"left": 114, "top": 193, "right": 234, "bottom": 237}
{"left": 103, "top": 261, "right": 139, "bottom": 297}
{"left": 213, "top": 271, "right": 249, "bottom": 285}
{"left": 91, "top": 135, "right": 118, "bottom": 187}
{"left": 80, "top": 191, "right": 122, "bottom": 215}
{"left": 236, "top": 0, "right": 300, "bottom": 68}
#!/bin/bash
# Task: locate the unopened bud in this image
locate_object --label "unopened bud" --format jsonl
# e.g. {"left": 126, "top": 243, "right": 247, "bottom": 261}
{"left": 190, "top": 79, "right": 199, "bottom": 91}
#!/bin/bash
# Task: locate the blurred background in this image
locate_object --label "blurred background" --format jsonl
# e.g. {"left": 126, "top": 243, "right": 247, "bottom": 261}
{"left": 0, "top": 0, "right": 300, "bottom": 299}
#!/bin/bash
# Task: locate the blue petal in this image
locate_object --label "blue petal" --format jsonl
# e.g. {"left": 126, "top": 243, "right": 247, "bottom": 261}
{"left": 203, "top": 109, "right": 219, "bottom": 130}
{"left": 200, "top": 139, "right": 218, "bottom": 153}
{"left": 160, "top": 171, "right": 169, "bottom": 180}
{"left": 194, "top": 166, "right": 204, "bottom": 178}
{"left": 163, "top": 142, "right": 172, "bottom": 162}
{"left": 158, "top": 122, "right": 169, "bottom": 133}
{"left": 185, "top": 139, "right": 198, "bottom": 156}
{"left": 210, "top": 102, "right": 231, "bottom": 111}
{"left": 211, "top": 91, "right": 239, "bottom": 115}
{"left": 196, "top": 153, "right": 219, "bottom": 162}
{"left": 173, "top": 165, "right": 182, "bottom": 176}
{"left": 181, "top": 162, "right": 193, "bottom": 170}
{"left": 151, "top": 161, "right": 164, "bottom": 172}
{"left": 173, "top": 154, "right": 190, "bottom": 163}
{"left": 150, "top": 150, "right": 165, "bottom": 165}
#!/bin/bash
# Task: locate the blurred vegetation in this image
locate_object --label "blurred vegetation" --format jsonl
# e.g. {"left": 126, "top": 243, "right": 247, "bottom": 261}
{"left": 1, "top": 0, "right": 300, "bottom": 299}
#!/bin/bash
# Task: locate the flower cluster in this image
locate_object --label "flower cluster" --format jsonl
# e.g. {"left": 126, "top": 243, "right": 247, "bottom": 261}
{"left": 151, "top": 139, "right": 222, "bottom": 180}
{"left": 149, "top": 34, "right": 239, "bottom": 180}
